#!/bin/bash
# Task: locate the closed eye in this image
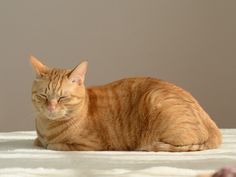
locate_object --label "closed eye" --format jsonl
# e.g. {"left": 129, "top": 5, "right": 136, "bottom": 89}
{"left": 58, "top": 96, "right": 69, "bottom": 102}
{"left": 36, "top": 94, "right": 48, "bottom": 101}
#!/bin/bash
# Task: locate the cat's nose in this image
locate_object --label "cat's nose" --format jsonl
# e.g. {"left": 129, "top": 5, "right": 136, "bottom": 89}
{"left": 47, "top": 99, "right": 57, "bottom": 112}
{"left": 47, "top": 105, "right": 56, "bottom": 112}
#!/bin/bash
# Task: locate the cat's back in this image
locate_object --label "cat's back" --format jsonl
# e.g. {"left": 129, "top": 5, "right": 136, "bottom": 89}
{"left": 87, "top": 76, "right": 196, "bottom": 103}
{"left": 86, "top": 76, "right": 194, "bottom": 115}
{"left": 89, "top": 77, "right": 192, "bottom": 100}
{"left": 88, "top": 77, "right": 168, "bottom": 93}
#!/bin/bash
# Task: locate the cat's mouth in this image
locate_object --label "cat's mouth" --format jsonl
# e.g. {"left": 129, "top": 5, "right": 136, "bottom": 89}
{"left": 36, "top": 107, "right": 72, "bottom": 121}
{"left": 44, "top": 111, "right": 67, "bottom": 121}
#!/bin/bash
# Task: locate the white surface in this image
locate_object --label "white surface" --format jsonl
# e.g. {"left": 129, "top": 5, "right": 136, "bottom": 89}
{"left": 0, "top": 129, "right": 235, "bottom": 177}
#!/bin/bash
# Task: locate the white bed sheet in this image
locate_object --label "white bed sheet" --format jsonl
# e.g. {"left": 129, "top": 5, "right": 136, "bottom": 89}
{"left": 0, "top": 129, "right": 235, "bottom": 177}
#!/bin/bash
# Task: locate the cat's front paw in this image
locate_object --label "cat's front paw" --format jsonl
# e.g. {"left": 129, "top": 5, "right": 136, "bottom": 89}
{"left": 34, "top": 138, "right": 43, "bottom": 147}
{"left": 47, "top": 143, "right": 71, "bottom": 151}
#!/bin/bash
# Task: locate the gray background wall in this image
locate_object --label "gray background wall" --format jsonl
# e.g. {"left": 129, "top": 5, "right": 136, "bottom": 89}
{"left": 0, "top": 0, "right": 235, "bottom": 131}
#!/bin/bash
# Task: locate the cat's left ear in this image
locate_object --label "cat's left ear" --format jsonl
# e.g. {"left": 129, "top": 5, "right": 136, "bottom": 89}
{"left": 68, "top": 61, "right": 88, "bottom": 85}
{"left": 30, "top": 55, "right": 48, "bottom": 77}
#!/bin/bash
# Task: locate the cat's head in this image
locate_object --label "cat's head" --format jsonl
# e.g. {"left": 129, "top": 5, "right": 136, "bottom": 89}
{"left": 30, "top": 55, "right": 88, "bottom": 121}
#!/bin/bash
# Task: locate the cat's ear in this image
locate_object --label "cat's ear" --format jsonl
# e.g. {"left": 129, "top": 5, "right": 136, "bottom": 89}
{"left": 68, "top": 61, "right": 88, "bottom": 85}
{"left": 30, "top": 55, "right": 48, "bottom": 77}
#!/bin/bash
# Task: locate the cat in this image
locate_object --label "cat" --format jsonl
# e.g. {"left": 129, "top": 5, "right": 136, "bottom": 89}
{"left": 31, "top": 55, "right": 222, "bottom": 152}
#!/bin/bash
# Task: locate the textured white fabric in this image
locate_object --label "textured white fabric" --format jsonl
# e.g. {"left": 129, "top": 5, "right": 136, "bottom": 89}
{"left": 0, "top": 129, "right": 235, "bottom": 177}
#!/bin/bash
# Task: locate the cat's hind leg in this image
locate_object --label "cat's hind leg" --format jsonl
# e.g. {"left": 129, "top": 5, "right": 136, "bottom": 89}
{"left": 138, "top": 125, "right": 220, "bottom": 152}
{"left": 138, "top": 125, "right": 210, "bottom": 152}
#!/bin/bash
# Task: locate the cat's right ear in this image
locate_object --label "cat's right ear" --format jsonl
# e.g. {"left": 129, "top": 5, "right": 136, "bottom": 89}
{"left": 30, "top": 55, "right": 48, "bottom": 77}
{"left": 68, "top": 61, "right": 88, "bottom": 85}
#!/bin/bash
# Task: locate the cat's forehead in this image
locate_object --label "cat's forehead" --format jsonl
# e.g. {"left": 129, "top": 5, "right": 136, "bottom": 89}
{"left": 48, "top": 68, "right": 69, "bottom": 78}
{"left": 40, "top": 68, "right": 68, "bottom": 82}
{"left": 34, "top": 68, "right": 72, "bottom": 93}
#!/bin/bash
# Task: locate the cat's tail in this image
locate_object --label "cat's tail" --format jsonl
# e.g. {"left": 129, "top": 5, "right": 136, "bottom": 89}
{"left": 150, "top": 141, "right": 212, "bottom": 152}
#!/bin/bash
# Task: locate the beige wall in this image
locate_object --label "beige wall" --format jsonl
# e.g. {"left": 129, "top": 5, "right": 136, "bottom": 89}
{"left": 0, "top": 0, "right": 235, "bottom": 131}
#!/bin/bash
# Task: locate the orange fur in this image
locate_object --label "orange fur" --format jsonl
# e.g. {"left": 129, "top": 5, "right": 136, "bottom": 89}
{"left": 31, "top": 56, "right": 222, "bottom": 152}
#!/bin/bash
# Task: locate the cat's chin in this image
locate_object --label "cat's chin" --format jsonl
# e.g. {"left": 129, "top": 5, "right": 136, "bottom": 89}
{"left": 46, "top": 116, "right": 72, "bottom": 121}
{"left": 44, "top": 113, "right": 71, "bottom": 121}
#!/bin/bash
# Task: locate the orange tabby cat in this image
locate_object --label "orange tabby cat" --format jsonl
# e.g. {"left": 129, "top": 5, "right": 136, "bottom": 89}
{"left": 31, "top": 55, "right": 222, "bottom": 152}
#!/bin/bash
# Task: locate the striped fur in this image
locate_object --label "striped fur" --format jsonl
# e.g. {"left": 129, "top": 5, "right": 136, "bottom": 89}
{"left": 31, "top": 56, "right": 222, "bottom": 152}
